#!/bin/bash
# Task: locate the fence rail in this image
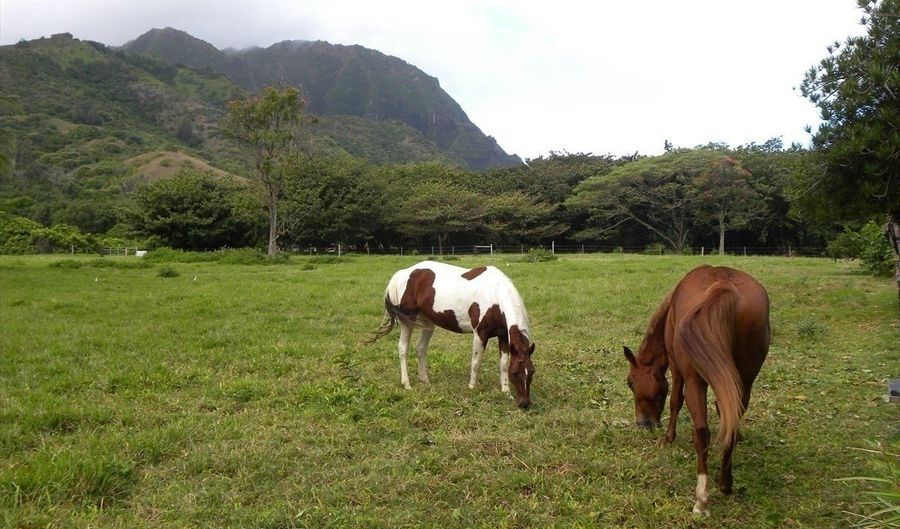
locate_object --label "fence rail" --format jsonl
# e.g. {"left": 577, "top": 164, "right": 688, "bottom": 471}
{"left": 298, "top": 244, "right": 827, "bottom": 258}
{"left": 33, "top": 245, "right": 827, "bottom": 258}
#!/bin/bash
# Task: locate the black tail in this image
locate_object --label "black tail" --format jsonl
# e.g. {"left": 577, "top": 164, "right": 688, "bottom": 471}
{"left": 363, "top": 295, "right": 414, "bottom": 345}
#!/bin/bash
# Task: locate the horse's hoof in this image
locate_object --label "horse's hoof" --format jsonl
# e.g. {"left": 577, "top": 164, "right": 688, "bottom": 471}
{"left": 468, "top": 383, "right": 476, "bottom": 390}
{"left": 403, "top": 383, "right": 412, "bottom": 390}
{"left": 692, "top": 503, "right": 710, "bottom": 517}
{"left": 418, "top": 377, "right": 430, "bottom": 384}
{"left": 718, "top": 482, "right": 733, "bottom": 495}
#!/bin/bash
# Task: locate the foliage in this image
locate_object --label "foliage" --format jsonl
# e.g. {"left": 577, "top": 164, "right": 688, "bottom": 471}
{"left": 827, "top": 221, "right": 895, "bottom": 276}
{"left": 156, "top": 264, "right": 179, "bottom": 277}
{"left": 485, "top": 191, "right": 566, "bottom": 245}
{"left": 521, "top": 247, "right": 558, "bottom": 262}
{"left": 282, "top": 154, "right": 389, "bottom": 248}
{"left": 222, "top": 86, "right": 309, "bottom": 255}
{"left": 131, "top": 169, "right": 259, "bottom": 250}
{"left": 0, "top": 213, "right": 98, "bottom": 254}
{"left": 693, "top": 156, "right": 766, "bottom": 254}
{"left": 394, "top": 180, "right": 488, "bottom": 254}
{"left": 568, "top": 149, "right": 727, "bottom": 252}
{"left": 836, "top": 446, "right": 900, "bottom": 528}
{"left": 798, "top": 0, "right": 900, "bottom": 221}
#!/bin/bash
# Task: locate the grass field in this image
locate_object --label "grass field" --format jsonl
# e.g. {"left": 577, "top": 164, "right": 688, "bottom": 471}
{"left": 1, "top": 253, "right": 897, "bottom": 528}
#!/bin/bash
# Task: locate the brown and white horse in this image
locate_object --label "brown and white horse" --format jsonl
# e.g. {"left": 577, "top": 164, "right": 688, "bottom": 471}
{"left": 367, "top": 260, "right": 535, "bottom": 409}
{"left": 624, "top": 265, "right": 770, "bottom": 516}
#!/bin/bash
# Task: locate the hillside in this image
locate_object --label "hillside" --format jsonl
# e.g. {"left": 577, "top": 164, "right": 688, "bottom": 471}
{"left": 0, "top": 33, "right": 488, "bottom": 231}
{"left": 122, "top": 28, "right": 521, "bottom": 170}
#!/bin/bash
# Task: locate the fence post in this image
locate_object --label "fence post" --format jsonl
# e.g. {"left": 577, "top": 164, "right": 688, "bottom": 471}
{"left": 552, "top": 241, "right": 555, "bottom": 254}
{"left": 521, "top": 244, "right": 524, "bottom": 254}
{"left": 701, "top": 246, "right": 704, "bottom": 256}
{"left": 490, "top": 244, "right": 493, "bottom": 255}
{"left": 743, "top": 246, "right": 747, "bottom": 256}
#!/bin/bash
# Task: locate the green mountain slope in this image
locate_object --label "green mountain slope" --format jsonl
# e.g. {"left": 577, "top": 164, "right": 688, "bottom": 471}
{"left": 122, "top": 27, "right": 521, "bottom": 169}
{"left": 0, "top": 33, "right": 467, "bottom": 231}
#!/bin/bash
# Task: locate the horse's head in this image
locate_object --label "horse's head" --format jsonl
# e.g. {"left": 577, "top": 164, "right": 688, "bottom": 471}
{"left": 624, "top": 345, "right": 667, "bottom": 428}
{"left": 509, "top": 341, "right": 535, "bottom": 409}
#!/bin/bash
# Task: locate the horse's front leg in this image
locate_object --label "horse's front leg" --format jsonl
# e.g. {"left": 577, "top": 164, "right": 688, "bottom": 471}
{"left": 685, "top": 378, "right": 711, "bottom": 516}
{"left": 498, "top": 337, "right": 511, "bottom": 395}
{"left": 665, "top": 367, "right": 684, "bottom": 444}
{"left": 416, "top": 327, "right": 434, "bottom": 384}
{"left": 398, "top": 323, "right": 413, "bottom": 390}
{"left": 468, "top": 334, "right": 486, "bottom": 390}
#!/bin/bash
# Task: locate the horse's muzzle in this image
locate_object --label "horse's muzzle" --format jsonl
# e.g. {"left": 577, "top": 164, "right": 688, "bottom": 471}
{"left": 636, "top": 417, "right": 660, "bottom": 428}
{"left": 518, "top": 399, "right": 531, "bottom": 410}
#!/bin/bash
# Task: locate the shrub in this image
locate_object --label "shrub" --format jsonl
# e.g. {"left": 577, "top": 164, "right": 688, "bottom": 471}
{"left": 796, "top": 315, "right": 827, "bottom": 339}
{"left": 217, "top": 248, "right": 266, "bottom": 265}
{"left": 156, "top": 265, "right": 179, "bottom": 278}
{"left": 49, "top": 259, "right": 83, "bottom": 269}
{"left": 522, "top": 248, "right": 558, "bottom": 263}
{"left": 827, "top": 221, "right": 894, "bottom": 277}
{"left": 643, "top": 243, "right": 666, "bottom": 255}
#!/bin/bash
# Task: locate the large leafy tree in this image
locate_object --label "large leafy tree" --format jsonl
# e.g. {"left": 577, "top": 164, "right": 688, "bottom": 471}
{"left": 798, "top": 0, "right": 899, "bottom": 221}
{"left": 282, "top": 155, "right": 390, "bottom": 249}
{"left": 693, "top": 156, "right": 766, "bottom": 254}
{"left": 568, "top": 149, "right": 724, "bottom": 253}
{"left": 395, "top": 180, "right": 488, "bottom": 254}
{"left": 223, "top": 87, "right": 309, "bottom": 255}
{"left": 485, "top": 192, "right": 566, "bottom": 245}
{"left": 132, "top": 170, "right": 258, "bottom": 250}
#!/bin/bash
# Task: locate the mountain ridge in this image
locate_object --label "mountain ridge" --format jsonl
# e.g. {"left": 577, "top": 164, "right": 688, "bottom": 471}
{"left": 122, "top": 27, "right": 521, "bottom": 170}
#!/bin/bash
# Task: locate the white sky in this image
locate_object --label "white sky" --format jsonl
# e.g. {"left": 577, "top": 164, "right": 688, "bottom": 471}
{"left": 0, "top": 0, "right": 865, "bottom": 159}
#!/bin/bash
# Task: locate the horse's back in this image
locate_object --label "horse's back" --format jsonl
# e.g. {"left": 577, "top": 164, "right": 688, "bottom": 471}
{"left": 675, "top": 265, "right": 770, "bottom": 379}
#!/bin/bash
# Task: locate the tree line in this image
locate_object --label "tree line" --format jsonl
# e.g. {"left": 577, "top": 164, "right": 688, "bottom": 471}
{"left": 0, "top": 0, "right": 896, "bottom": 279}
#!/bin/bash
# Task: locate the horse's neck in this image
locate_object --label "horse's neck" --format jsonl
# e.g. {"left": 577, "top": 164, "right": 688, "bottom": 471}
{"left": 497, "top": 283, "right": 529, "bottom": 335}
{"left": 639, "top": 296, "right": 670, "bottom": 365}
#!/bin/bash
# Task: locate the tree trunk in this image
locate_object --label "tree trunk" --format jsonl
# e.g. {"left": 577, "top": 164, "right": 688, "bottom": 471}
{"left": 886, "top": 216, "right": 900, "bottom": 315}
{"left": 718, "top": 212, "right": 726, "bottom": 255}
{"left": 438, "top": 233, "right": 445, "bottom": 256}
{"left": 267, "top": 192, "right": 278, "bottom": 256}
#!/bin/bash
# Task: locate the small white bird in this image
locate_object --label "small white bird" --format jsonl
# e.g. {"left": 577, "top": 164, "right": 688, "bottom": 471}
{"left": 94, "top": 277, "right": 98, "bottom": 282}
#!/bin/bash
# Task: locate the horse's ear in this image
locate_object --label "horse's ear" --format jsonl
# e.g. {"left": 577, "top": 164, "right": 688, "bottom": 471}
{"left": 624, "top": 346, "right": 637, "bottom": 367}
{"left": 527, "top": 343, "right": 535, "bottom": 356}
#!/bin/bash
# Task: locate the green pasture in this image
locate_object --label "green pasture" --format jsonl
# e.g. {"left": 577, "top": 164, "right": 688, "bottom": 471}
{"left": 0, "top": 253, "right": 897, "bottom": 528}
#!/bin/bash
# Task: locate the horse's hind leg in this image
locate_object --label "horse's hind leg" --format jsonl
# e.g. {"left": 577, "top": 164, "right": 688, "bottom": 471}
{"left": 685, "top": 378, "right": 711, "bottom": 516}
{"left": 416, "top": 326, "right": 434, "bottom": 384}
{"left": 468, "top": 334, "right": 486, "bottom": 390}
{"left": 398, "top": 323, "right": 413, "bottom": 390}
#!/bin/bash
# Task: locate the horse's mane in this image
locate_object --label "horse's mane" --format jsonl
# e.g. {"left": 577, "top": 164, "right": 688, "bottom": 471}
{"left": 498, "top": 275, "right": 531, "bottom": 338}
{"left": 637, "top": 289, "right": 673, "bottom": 362}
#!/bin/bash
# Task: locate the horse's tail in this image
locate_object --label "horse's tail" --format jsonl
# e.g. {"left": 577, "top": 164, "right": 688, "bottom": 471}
{"left": 676, "top": 281, "right": 743, "bottom": 449}
{"left": 363, "top": 291, "right": 400, "bottom": 345}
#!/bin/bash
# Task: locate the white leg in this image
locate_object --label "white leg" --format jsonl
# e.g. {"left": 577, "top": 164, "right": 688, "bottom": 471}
{"left": 398, "top": 324, "right": 412, "bottom": 390}
{"left": 416, "top": 328, "right": 433, "bottom": 384}
{"left": 469, "top": 335, "right": 485, "bottom": 389}
{"left": 692, "top": 473, "right": 710, "bottom": 516}
{"left": 499, "top": 350, "right": 511, "bottom": 395}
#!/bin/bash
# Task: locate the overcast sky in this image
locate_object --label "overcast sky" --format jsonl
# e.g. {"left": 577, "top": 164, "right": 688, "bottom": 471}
{"left": 0, "top": 1, "right": 865, "bottom": 159}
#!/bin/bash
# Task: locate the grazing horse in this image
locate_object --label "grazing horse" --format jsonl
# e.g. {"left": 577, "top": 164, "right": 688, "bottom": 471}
{"left": 367, "top": 260, "right": 535, "bottom": 409}
{"left": 624, "top": 265, "right": 770, "bottom": 516}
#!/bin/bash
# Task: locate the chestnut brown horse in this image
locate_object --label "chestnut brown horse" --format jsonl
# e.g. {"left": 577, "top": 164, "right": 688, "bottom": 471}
{"left": 624, "top": 265, "right": 770, "bottom": 516}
